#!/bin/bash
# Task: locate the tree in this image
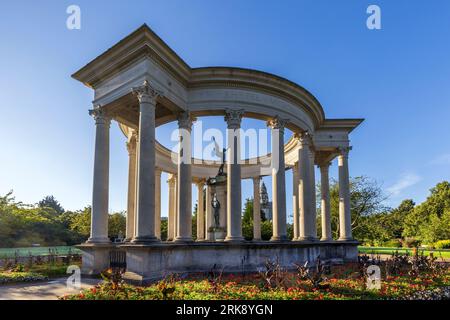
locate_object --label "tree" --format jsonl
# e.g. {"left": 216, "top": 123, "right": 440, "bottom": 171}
{"left": 326, "top": 176, "right": 388, "bottom": 240}
{"left": 387, "top": 199, "right": 415, "bottom": 239}
{"left": 108, "top": 212, "right": 126, "bottom": 238}
{"left": 403, "top": 181, "right": 450, "bottom": 243}
{"left": 242, "top": 199, "right": 253, "bottom": 240}
{"left": 242, "top": 198, "right": 253, "bottom": 225}
{"left": 38, "top": 195, "right": 64, "bottom": 215}
{"left": 67, "top": 207, "right": 91, "bottom": 240}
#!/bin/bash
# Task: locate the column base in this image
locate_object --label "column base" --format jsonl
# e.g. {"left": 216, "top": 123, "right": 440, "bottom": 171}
{"left": 86, "top": 237, "right": 111, "bottom": 244}
{"left": 297, "top": 236, "right": 317, "bottom": 241}
{"left": 174, "top": 236, "right": 193, "bottom": 243}
{"left": 321, "top": 237, "right": 333, "bottom": 241}
{"left": 131, "top": 236, "right": 159, "bottom": 244}
{"left": 224, "top": 236, "right": 245, "bottom": 243}
{"left": 338, "top": 237, "right": 354, "bottom": 241}
{"left": 270, "top": 235, "right": 289, "bottom": 242}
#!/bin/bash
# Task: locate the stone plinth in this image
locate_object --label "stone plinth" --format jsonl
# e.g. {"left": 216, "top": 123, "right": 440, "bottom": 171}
{"left": 76, "top": 243, "right": 117, "bottom": 275}
{"left": 118, "top": 241, "right": 358, "bottom": 284}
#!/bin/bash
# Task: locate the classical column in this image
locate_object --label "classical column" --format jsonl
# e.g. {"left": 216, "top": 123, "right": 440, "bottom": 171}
{"left": 309, "top": 148, "right": 317, "bottom": 239}
{"left": 196, "top": 181, "right": 205, "bottom": 240}
{"left": 225, "top": 109, "right": 244, "bottom": 242}
{"left": 167, "top": 174, "right": 176, "bottom": 241}
{"left": 87, "top": 106, "right": 111, "bottom": 243}
{"left": 268, "top": 116, "right": 288, "bottom": 241}
{"left": 297, "top": 132, "right": 314, "bottom": 240}
{"left": 174, "top": 176, "right": 178, "bottom": 239}
{"left": 205, "top": 184, "right": 214, "bottom": 241}
{"left": 338, "top": 147, "right": 353, "bottom": 240}
{"left": 125, "top": 131, "right": 137, "bottom": 241}
{"left": 132, "top": 80, "right": 161, "bottom": 243}
{"left": 155, "top": 168, "right": 162, "bottom": 239}
{"left": 252, "top": 177, "right": 262, "bottom": 241}
{"left": 175, "top": 112, "right": 194, "bottom": 242}
{"left": 320, "top": 162, "right": 332, "bottom": 241}
{"left": 292, "top": 162, "right": 299, "bottom": 240}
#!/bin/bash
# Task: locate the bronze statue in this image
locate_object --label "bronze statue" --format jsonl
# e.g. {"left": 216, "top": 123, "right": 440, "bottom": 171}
{"left": 211, "top": 193, "right": 220, "bottom": 228}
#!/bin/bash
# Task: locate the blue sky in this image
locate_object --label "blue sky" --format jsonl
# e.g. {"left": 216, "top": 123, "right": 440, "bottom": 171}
{"left": 1, "top": 1, "right": 450, "bottom": 219}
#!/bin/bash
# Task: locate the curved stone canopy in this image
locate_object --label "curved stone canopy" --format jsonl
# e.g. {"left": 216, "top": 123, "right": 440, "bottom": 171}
{"left": 73, "top": 24, "right": 363, "bottom": 179}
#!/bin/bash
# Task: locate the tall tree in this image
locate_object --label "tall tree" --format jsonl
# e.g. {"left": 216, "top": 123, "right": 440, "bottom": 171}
{"left": 38, "top": 195, "right": 64, "bottom": 215}
{"left": 326, "top": 176, "right": 388, "bottom": 240}
{"left": 403, "top": 181, "right": 450, "bottom": 243}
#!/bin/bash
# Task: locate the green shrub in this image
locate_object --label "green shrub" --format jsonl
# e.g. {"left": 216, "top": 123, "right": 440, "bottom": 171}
{"left": 383, "top": 239, "right": 402, "bottom": 248}
{"left": 0, "top": 272, "right": 48, "bottom": 285}
{"left": 434, "top": 240, "right": 450, "bottom": 249}
{"left": 402, "top": 237, "right": 421, "bottom": 248}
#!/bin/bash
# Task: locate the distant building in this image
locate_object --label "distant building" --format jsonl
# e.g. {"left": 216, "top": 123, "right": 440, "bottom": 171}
{"left": 260, "top": 182, "right": 272, "bottom": 220}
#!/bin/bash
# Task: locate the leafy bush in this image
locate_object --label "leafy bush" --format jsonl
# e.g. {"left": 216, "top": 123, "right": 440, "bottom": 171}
{"left": 0, "top": 272, "right": 48, "bottom": 285}
{"left": 402, "top": 237, "right": 421, "bottom": 248}
{"left": 385, "top": 251, "right": 409, "bottom": 276}
{"left": 434, "top": 240, "right": 450, "bottom": 249}
{"left": 383, "top": 239, "right": 402, "bottom": 248}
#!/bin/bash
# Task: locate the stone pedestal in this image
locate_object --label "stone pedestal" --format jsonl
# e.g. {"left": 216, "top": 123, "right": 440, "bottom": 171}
{"left": 119, "top": 241, "right": 359, "bottom": 284}
{"left": 77, "top": 243, "right": 116, "bottom": 275}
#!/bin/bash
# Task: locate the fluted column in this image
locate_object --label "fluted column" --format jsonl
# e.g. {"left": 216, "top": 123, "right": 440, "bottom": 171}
{"left": 268, "top": 116, "right": 288, "bottom": 241}
{"left": 132, "top": 80, "right": 161, "bottom": 243}
{"left": 196, "top": 181, "right": 205, "bottom": 240}
{"left": 205, "top": 184, "right": 214, "bottom": 241}
{"left": 87, "top": 106, "right": 111, "bottom": 243}
{"left": 252, "top": 177, "right": 262, "bottom": 241}
{"left": 292, "top": 162, "right": 299, "bottom": 240}
{"left": 309, "top": 148, "right": 317, "bottom": 239}
{"left": 175, "top": 112, "right": 194, "bottom": 242}
{"left": 320, "top": 162, "right": 332, "bottom": 241}
{"left": 155, "top": 168, "right": 162, "bottom": 239}
{"left": 167, "top": 174, "right": 176, "bottom": 241}
{"left": 338, "top": 147, "right": 353, "bottom": 240}
{"left": 125, "top": 131, "right": 137, "bottom": 241}
{"left": 225, "top": 109, "right": 244, "bottom": 242}
{"left": 297, "top": 132, "right": 314, "bottom": 240}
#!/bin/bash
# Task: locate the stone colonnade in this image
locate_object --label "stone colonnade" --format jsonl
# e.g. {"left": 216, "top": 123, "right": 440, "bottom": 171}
{"left": 87, "top": 81, "right": 353, "bottom": 244}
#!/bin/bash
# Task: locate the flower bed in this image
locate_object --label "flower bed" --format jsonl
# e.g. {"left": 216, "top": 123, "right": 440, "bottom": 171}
{"left": 0, "top": 272, "right": 48, "bottom": 285}
{"left": 61, "top": 262, "right": 450, "bottom": 300}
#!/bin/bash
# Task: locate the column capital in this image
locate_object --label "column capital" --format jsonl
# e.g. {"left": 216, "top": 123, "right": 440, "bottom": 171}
{"left": 225, "top": 109, "right": 244, "bottom": 129}
{"left": 89, "top": 105, "right": 111, "bottom": 126}
{"left": 338, "top": 146, "right": 352, "bottom": 158}
{"left": 267, "top": 116, "right": 288, "bottom": 132}
{"left": 126, "top": 130, "right": 137, "bottom": 155}
{"left": 167, "top": 173, "right": 177, "bottom": 184}
{"left": 252, "top": 176, "right": 261, "bottom": 186}
{"left": 155, "top": 167, "right": 162, "bottom": 176}
{"left": 177, "top": 111, "right": 195, "bottom": 130}
{"left": 196, "top": 179, "right": 206, "bottom": 187}
{"left": 294, "top": 131, "right": 313, "bottom": 147}
{"left": 319, "top": 161, "right": 332, "bottom": 170}
{"left": 132, "top": 80, "right": 162, "bottom": 104}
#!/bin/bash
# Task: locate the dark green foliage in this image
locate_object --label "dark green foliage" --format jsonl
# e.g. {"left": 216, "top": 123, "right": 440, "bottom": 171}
{"left": 329, "top": 179, "right": 450, "bottom": 246}
{"left": 38, "top": 196, "right": 64, "bottom": 215}
{"left": 0, "top": 192, "right": 125, "bottom": 247}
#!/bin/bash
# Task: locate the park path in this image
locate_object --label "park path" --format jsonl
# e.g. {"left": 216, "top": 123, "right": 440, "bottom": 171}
{"left": 0, "top": 277, "right": 100, "bottom": 300}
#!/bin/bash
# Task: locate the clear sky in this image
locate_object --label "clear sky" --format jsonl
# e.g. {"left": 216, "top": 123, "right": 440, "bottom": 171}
{"left": 1, "top": 1, "right": 450, "bottom": 219}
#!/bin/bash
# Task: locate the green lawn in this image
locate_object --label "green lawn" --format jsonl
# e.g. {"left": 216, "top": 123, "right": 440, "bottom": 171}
{"left": 358, "top": 246, "right": 450, "bottom": 258}
{"left": 0, "top": 246, "right": 81, "bottom": 258}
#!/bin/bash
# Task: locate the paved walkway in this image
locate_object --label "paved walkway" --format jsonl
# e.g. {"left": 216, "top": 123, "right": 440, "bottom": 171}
{"left": 0, "top": 277, "right": 100, "bottom": 300}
